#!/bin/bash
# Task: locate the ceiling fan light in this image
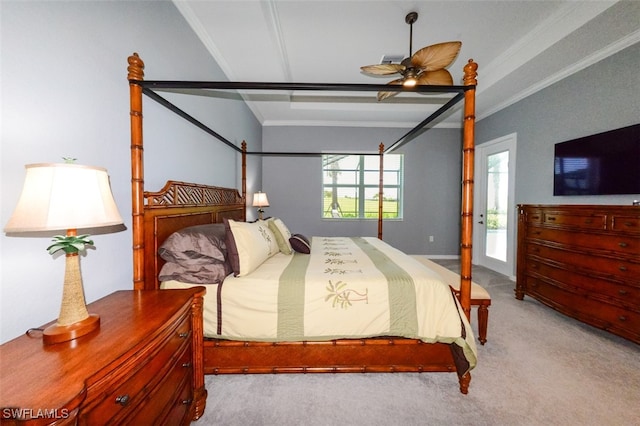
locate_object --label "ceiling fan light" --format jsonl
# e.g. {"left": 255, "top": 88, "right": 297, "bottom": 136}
{"left": 403, "top": 77, "right": 417, "bottom": 87}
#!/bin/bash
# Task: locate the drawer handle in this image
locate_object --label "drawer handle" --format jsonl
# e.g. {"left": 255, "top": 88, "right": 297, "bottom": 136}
{"left": 584, "top": 219, "right": 593, "bottom": 224}
{"left": 182, "top": 362, "right": 192, "bottom": 368}
{"left": 618, "top": 316, "right": 627, "bottom": 322}
{"left": 182, "top": 399, "right": 193, "bottom": 405}
{"left": 618, "top": 242, "right": 628, "bottom": 248}
{"left": 115, "top": 394, "right": 130, "bottom": 406}
{"left": 547, "top": 216, "right": 556, "bottom": 221}
{"left": 618, "top": 289, "right": 628, "bottom": 296}
{"left": 179, "top": 331, "right": 190, "bottom": 338}
{"left": 532, "top": 231, "right": 541, "bottom": 235}
{"left": 624, "top": 222, "right": 634, "bottom": 227}
{"left": 618, "top": 265, "right": 628, "bottom": 272}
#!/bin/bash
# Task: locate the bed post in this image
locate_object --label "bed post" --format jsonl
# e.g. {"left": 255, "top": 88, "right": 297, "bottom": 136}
{"left": 460, "top": 59, "right": 478, "bottom": 320}
{"left": 241, "top": 141, "right": 247, "bottom": 221}
{"left": 128, "top": 53, "right": 146, "bottom": 290}
{"left": 378, "top": 143, "right": 384, "bottom": 239}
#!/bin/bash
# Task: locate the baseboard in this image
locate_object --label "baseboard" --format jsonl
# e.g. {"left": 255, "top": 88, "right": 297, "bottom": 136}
{"left": 408, "top": 254, "right": 460, "bottom": 260}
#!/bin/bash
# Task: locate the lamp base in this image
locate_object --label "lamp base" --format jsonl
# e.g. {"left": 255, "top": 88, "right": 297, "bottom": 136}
{"left": 43, "top": 314, "right": 100, "bottom": 345}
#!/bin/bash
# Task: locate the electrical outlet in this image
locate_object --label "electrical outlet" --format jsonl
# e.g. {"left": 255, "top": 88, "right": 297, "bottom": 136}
{"left": 429, "top": 235, "right": 434, "bottom": 242}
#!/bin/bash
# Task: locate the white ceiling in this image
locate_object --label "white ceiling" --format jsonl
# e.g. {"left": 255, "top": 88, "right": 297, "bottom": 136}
{"left": 173, "top": 1, "right": 639, "bottom": 128}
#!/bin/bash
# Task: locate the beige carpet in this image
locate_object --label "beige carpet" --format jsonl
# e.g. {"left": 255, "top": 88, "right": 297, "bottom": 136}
{"left": 198, "top": 260, "right": 640, "bottom": 425}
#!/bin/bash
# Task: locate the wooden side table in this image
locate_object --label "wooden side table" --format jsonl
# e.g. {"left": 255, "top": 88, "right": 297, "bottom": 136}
{"left": 0, "top": 288, "right": 206, "bottom": 425}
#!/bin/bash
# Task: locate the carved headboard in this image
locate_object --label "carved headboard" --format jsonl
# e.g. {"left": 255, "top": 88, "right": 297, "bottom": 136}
{"left": 137, "top": 180, "right": 245, "bottom": 290}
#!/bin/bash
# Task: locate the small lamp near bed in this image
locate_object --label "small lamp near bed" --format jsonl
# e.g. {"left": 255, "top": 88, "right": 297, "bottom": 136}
{"left": 4, "top": 162, "right": 123, "bottom": 345}
{"left": 252, "top": 191, "right": 269, "bottom": 220}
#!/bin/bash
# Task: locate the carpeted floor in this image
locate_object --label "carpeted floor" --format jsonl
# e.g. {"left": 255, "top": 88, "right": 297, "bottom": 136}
{"left": 198, "top": 260, "right": 640, "bottom": 425}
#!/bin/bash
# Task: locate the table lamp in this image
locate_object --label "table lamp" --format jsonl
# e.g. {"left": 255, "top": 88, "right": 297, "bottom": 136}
{"left": 4, "top": 162, "right": 124, "bottom": 345}
{"left": 252, "top": 191, "right": 269, "bottom": 220}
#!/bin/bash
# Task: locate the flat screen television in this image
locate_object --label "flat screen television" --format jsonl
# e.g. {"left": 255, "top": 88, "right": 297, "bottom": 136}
{"left": 553, "top": 123, "right": 640, "bottom": 196}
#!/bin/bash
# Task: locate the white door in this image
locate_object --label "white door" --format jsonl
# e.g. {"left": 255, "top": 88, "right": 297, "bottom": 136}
{"left": 473, "top": 134, "right": 517, "bottom": 278}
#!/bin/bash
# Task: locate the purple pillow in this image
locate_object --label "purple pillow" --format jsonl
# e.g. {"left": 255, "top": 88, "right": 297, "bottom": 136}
{"left": 158, "top": 262, "right": 230, "bottom": 285}
{"left": 289, "top": 234, "right": 311, "bottom": 254}
{"left": 159, "top": 224, "right": 227, "bottom": 265}
{"left": 158, "top": 223, "right": 232, "bottom": 283}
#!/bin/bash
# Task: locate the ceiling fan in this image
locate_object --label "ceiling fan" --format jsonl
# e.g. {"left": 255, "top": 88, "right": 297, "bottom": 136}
{"left": 360, "top": 11, "right": 461, "bottom": 101}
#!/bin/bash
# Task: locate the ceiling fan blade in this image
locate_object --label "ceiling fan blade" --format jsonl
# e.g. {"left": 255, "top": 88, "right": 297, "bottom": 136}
{"left": 377, "top": 79, "right": 404, "bottom": 101}
{"left": 411, "top": 41, "right": 461, "bottom": 71}
{"left": 416, "top": 69, "right": 454, "bottom": 86}
{"left": 361, "top": 63, "right": 406, "bottom": 76}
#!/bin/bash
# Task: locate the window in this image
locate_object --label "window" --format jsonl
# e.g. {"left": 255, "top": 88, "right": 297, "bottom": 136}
{"left": 322, "top": 154, "right": 403, "bottom": 219}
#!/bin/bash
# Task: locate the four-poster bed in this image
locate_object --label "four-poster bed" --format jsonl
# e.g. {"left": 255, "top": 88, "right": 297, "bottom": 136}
{"left": 127, "top": 52, "right": 478, "bottom": 409}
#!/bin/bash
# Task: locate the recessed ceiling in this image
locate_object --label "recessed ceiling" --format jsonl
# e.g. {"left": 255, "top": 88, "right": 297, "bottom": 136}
{"left": 173, "top": 0, "right": 639, "bottom": 128}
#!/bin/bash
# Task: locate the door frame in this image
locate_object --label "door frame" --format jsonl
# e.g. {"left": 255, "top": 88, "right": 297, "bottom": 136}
{"left": 473, "top": 133, "right": 517, "bottom": 279}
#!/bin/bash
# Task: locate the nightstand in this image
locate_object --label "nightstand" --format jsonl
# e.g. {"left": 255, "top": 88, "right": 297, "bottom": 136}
{"left": 0, "top": 288, "right": 207, "bottom": 425}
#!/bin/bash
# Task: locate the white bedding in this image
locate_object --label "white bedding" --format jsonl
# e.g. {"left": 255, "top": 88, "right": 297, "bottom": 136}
{"left": 162, "top": 237, "right": 477, "bottom": 369}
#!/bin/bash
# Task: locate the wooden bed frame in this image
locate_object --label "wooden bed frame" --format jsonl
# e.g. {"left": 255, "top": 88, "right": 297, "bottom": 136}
{"left": 127, "top": 53, "right": 478, "bottom": 398}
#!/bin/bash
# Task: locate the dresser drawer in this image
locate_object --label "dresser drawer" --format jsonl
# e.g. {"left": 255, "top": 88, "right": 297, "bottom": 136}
{"left": 526, "top": 277, "right": 640, "bottom": 335}
{"left": 128, "top": 344, "right": 193, "bottom": 425}
{"left": 527, "top": 227, "right": 640, "bottom": 258}
{"left": 527, "top": 260, "right": 640, "bottom": 307}
{"left": 82, "top": 314, "right": 192, "bottom": 424}
{"left": 543, "top": 212, "right": 606, "bottom": 230}
{"left": 611, "top": 215, "right": 640, "bottom": 234}
{"left": 528, "top": 244, "right": 640, "bottom": 281}
{"left": 161, "top": 374, "right": 194, "bottom": 426}
{"left": 525, "top": 210, "right": 543, "bottom": 224}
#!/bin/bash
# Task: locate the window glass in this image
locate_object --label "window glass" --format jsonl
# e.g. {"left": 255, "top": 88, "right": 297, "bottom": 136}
{"left": 322, "top": 154, "right": 403, "bottom": 219}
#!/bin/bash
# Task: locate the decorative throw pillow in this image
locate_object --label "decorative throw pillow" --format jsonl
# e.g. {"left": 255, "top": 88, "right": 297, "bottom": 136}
{"left": 224, "top": 218, "right": 279, "bottom": 276}
{"left": 289, "top": 234, "right": 311, "bottom": 254}
{"left": 268, "top": 217, "right": 293, "bottom": 255}
{"left": 158, "top": 223, "right": 228, "bottom": 266}
{"left": 158, "top": 261, "right": 230, "bottom": 285}
{"left": 158, "top": 223, "right": 232, "bottom": 284}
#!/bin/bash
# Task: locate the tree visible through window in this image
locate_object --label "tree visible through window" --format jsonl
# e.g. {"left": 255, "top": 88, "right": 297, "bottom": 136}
{"left": 322, "top": 154, "right": 403, "bottom": 219}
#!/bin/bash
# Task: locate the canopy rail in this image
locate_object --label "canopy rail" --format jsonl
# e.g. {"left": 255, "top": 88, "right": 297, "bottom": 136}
{"left": 385, "top": 91, "right": 465, "bottom": 153}
{"left": 132, "top": 78, "right": 473, "bottom": 157}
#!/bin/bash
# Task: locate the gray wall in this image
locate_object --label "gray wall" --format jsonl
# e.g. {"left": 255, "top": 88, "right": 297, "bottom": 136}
{"left": 476, "top": 42, "right": 640, "bottom": 205}
{"left": 1, "top": 1, "right": 261, "bottom": 343}
{"left": 262, "top": 126, "right": 462, "bottom": 255}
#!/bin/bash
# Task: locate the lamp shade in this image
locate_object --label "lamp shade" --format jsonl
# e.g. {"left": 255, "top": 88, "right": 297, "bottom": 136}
{"left": 252, "top": 192, "right": 270, "bottom": 208}
{"left": 4, "top": 163, "right": 123, "bottom": 233}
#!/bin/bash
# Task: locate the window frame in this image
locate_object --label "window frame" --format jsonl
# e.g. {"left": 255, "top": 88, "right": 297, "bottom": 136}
{"left": 322, "top": 154, "right": 404, "bottom": 220}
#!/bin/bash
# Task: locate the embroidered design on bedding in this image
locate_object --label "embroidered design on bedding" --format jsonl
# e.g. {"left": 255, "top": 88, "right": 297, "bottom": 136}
{"left": 257, "top": 224, "right": 277, "bottom": 256}
{"left": 324, "top": 251, "right": 352, "bottom": 257}
{"left": 323, "top": 267, "right": 363, "bottom": 275}
{"left": 276, "top": 237, "right": 418, "bottom": 340}
{"left": 324, "top": 258, "right": 357, "bottom": 265}
{"left": 325, "top": 280, "right": 369, "bottom": 308}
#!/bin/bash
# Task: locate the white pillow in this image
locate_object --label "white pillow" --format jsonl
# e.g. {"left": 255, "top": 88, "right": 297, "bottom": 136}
{"left": 227, "top": 219, "right": 279, "bottom": 276}
{"left": 268, "top": 217, "right": 293, "bottom": 255}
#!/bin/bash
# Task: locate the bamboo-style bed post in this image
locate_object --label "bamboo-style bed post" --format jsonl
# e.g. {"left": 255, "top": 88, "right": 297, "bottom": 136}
{"left": 128, "top": 53, "right": 146, "bottom": 290}
{"left": 241, "top": 141, "right": 247, "bottom": 220}
{"left": 378, "top": 143, "right": 384, "bottom": 240}
{"left": 460, "top": 59, "right": 478, "bottom": 321}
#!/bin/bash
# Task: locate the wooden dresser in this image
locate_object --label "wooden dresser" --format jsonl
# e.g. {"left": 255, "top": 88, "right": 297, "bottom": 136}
{"left": 0, "top": 288, "right": 207, "bottom": 425}
{"left": 516, "top": 204, "right": 639, "bottom": 344}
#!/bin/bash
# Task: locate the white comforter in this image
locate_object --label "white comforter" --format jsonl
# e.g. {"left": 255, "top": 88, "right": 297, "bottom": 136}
{"left": 162, "top": 237, "right": 477, "bottom": 369}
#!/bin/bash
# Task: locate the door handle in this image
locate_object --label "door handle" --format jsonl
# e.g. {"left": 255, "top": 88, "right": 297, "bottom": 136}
{"left": 478, "top": 221, "right": 484, "bottom": 224}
